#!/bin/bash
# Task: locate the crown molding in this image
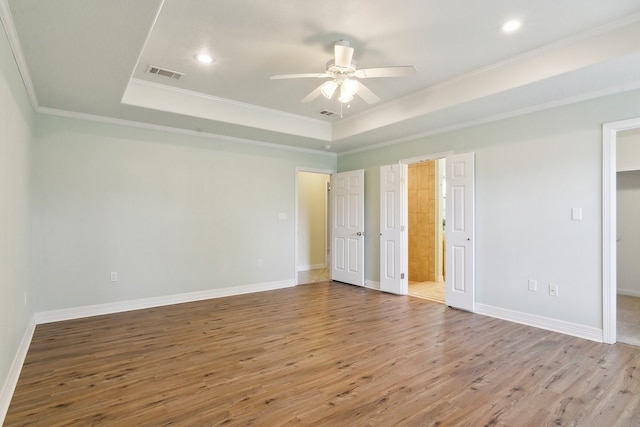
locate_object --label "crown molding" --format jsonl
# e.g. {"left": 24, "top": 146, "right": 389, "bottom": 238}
{"left": 0, "top": 0, "right": 39, "bottom": 109}
{"left": 122, "top": 78, "right": 332, "bottom": 141}
{"left": 36, "top": 107, "right": 337, "bottom": 157}
{"left": 338, "top": 81, "right": 640, "bottom": 156}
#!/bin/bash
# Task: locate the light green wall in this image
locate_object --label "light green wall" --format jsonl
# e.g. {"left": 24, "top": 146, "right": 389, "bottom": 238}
{"left": 0, "top": 21, "right": 34, "bottom": 415}
{"left": 31, "top": 115, "right": 336, "bottom": 311}
{"left": 339, "top": 89, "right": 640, "bottom": 328}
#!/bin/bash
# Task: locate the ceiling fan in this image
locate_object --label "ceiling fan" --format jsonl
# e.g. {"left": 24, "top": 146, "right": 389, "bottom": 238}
{"left": 270, "top": 40, "right": 416, "bottom": 105}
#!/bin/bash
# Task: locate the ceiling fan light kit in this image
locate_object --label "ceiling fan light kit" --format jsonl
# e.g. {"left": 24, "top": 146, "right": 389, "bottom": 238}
{"left": 270, "top": 39, "right": 416, "bottom": 109}
{"left": 320, "top": 80, "right": 338, "bottom": 99}
{"left": 339, "top": 79, "right": 359, "bottom": 103}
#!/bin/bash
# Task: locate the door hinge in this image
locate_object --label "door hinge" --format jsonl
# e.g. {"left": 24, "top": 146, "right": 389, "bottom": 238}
{"left": 400, "top": 225, "right": 405, "bottom": 232}
{"left": 401, "top": 273, "right": 405, "bottom": 279}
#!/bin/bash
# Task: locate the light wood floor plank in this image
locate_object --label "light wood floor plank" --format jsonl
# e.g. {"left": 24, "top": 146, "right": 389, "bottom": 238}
{"left": 5, "top": 282, "right": 640, "bottom": 426}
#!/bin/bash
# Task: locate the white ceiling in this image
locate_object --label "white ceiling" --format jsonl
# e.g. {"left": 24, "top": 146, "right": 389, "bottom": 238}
{"left": 4, "top": 0, "right": 640, "bottom": 153}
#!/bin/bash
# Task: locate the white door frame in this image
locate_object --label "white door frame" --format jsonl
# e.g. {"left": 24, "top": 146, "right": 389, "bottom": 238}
{"left": 295, "top": 167, "right": 335, "bottom": 285}
{"left": 602, "top": 117, "right": 640, "bottom": 343}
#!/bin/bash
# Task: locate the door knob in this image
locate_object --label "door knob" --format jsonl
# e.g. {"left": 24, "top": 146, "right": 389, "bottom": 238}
{"left": 357, "top": 232, "right": 365, "bottom": 236}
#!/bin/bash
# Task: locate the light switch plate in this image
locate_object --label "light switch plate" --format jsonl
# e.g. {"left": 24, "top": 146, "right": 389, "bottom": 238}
{"left": 571, "top": 208, "right": 583, "bottom": 221}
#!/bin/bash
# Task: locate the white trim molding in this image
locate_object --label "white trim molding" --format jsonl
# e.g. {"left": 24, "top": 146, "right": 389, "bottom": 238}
{"left": 122, "top": 78, "right": 332, "bottom": 142}
{"left": 37, "top": 107, "right": 337, "bottom": 157}
{"left": 364, "top": 280, "right": 381, "bottom": 291}
{"left": 0, "top": 317, "right": 36, "bottom": 425}
{"left": 297, "top": 264, "right": 327, "bottom": 272}
{"left": 35, "top": 280, "right": 295, "bottom": 324}
{"left": 0, "top": 0, "right": 39, "bottom": 109}
{"left": 475, "top": 303, "right": 603, "bottom": 343}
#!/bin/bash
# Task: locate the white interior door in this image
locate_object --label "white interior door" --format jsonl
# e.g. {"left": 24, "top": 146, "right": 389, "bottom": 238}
{"left": 446, "top": 152, "right": 475, "bottom": 311}
{"left": 331, "top": 170, "right": 365, "bottom": 286}
{"left": 380, "top": 164, "right": 408, "bottom": 294}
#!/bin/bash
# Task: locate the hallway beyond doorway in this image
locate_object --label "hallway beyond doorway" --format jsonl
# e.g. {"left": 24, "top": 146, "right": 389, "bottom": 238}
{"left": 617, "top": 294, "right": 640, "bottom": 347}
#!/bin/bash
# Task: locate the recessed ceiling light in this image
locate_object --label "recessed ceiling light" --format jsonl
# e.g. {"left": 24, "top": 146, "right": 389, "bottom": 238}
{"left": 501, "top": 19, "right": 522, "bottom": 33}
{"left": 195, "top": 53, "right": 213, "bottom": 63}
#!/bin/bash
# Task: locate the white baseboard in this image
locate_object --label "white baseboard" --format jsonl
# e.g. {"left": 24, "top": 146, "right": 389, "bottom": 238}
{"left": 342, "top": 282, "right": 603, "bottom": 343}
{"left": 475, "top": 303, "right": 603, "bottom": 343}
{"left": 297, "top": 264, "right": 326, "bottom": 272}
{"left": 35, "top": 279, "right": 295, "bottom": 324}
{"left": 364, "top": 280, "right": 380, "bottom": 290}
{"left": 0, "top": 316, "right": 36, "bottom": 425}
{"left": 617, "top": 289, "right": 640, "bottom": 298}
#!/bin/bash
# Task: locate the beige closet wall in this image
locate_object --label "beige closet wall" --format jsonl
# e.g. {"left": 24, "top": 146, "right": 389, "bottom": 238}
{"left": 297, "top": 172, "right": 330, "bottom": 271}
{"left": 408, "top": 161, "right": 436, "bottom": 282}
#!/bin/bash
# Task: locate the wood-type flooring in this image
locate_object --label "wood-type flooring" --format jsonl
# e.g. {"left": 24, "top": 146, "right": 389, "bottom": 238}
{"left": 6, "top": 282, "right": 640, "bottom": 426}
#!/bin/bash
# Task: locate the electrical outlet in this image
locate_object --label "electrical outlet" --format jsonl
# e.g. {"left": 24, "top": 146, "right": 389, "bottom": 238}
{"left": 549, "top": 284, "right": 558, "bottom": 297}
{"left": 110, "top": 272, "right": 118, "bottom": 282}
{"left": 257, "top": 259, "right": 263, "bottom": 268}
{"left": 528, "top": 279, "right": 537, "bottom": 292}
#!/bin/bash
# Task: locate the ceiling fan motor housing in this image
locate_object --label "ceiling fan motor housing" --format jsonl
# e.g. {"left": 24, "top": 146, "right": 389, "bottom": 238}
{"left": 326, "top": 59, "right": 357, "bottom": 75}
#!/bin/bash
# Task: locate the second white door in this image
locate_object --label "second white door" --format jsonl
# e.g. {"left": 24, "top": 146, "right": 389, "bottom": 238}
{"left": 379, "top": 163, "right": 408, "bottom": 294}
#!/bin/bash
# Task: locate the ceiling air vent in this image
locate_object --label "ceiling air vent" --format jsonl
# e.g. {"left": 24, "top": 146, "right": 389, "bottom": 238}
{"left": 146, "top": 65, "right": 184, "bottom": 80}
{"left": 320, "top": 110, "right": 337, "bottom": 116}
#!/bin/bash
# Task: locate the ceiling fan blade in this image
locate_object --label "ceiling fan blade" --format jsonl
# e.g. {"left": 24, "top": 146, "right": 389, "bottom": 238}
{"left": 334, "top": 41, "right": 354, "bottom": 68}
{"left": 301, "top": 85, "right": 324, "bottom": 103}
{"left": 354, "top": 66, "right": 417, "bottom": 78}
{"left": 270, "top": 73, "right": 331, "bottom": 80}
{"left": 355, "top": 81, "right": 380, "bottom": 104}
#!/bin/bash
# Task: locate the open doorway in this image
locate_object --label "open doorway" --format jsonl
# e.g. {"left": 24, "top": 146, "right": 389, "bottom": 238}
{"left": 296, "top": 170, "right": 331, "bottom": 285}
{"left": 406, "top": 159, "right": 446, "bottom": 303}
{"left": 615, "top": 128, "right": 640, "bottom": 346}
{"left": 603, "top": 117, "right": 640, "bottom": 344}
